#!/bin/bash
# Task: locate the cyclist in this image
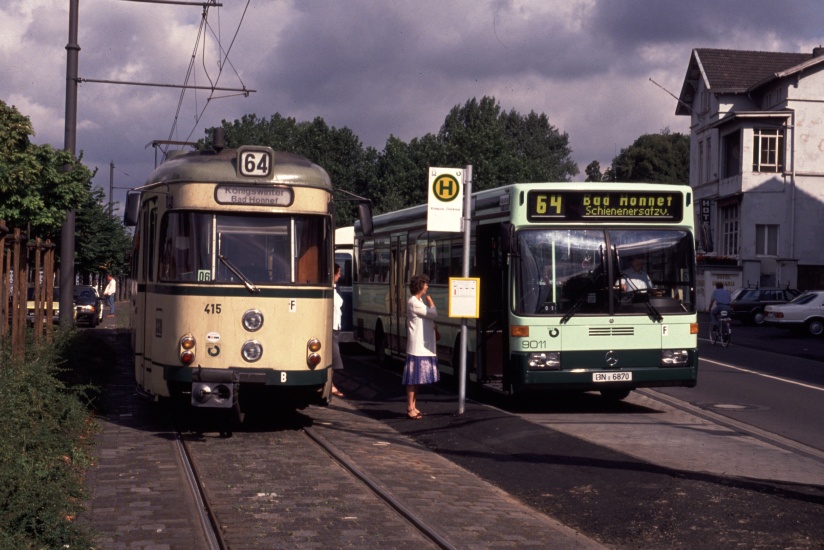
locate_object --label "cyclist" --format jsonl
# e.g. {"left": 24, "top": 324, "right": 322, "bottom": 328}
{"left": 708, "top": 282, "right": 732, "bottom": 331}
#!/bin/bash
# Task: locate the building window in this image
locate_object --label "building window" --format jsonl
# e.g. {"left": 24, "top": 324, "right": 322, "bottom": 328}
{"left": 755, "top": 224, "right": 779, "bottom": 256}
{"left": 723, "top": 131, "right": 741, "bottom": 178}
{"left": 704, "top": 137, "right": 712, "bottom": 183}
{"left": 721, "top": 203, "right": 739, "bottom": 256}
{"left": 752, "top": 128, "right": 784, "bottom": 173}
{"left": 698, "top": 140, "right": 704, "bottom": 184}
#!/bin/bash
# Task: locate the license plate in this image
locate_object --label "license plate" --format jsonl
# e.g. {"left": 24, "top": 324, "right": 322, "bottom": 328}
{"left": 593, "top": 372, "right": 632, "bottom": 382}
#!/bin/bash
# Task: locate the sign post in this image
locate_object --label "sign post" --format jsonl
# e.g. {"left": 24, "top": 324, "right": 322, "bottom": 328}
{"left": 427, "top": 166, "right": 473, "bottom": 413}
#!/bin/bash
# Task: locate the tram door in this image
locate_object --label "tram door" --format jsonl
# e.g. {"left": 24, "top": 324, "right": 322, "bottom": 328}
{"left": 136, "top": 200, "right": 157, "bottom": 390}
{"left": 475, "top": 223, "right": 506, "bottom": 381}
{"left": 388, "top": 234, "right": 407, "bottom": 358}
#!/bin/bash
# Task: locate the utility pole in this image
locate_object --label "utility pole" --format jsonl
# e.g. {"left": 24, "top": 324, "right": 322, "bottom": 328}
{"left": 59, "top": 0, "right": 79, "bottom": 327}
{"left": 109, "top": 161, "right": 114, "bottom": 215}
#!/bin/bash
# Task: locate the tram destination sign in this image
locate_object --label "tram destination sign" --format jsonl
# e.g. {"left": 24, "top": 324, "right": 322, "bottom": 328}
{"left": 526, "top": 190, "right": 683, "bottom": 222}
{"left": 215, "top": 185, "right": 294, "bottom": 206}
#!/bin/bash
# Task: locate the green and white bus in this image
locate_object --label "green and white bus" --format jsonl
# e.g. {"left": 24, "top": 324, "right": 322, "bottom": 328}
{"left": 353, "top": 182, "right": 698, "bottom": 400}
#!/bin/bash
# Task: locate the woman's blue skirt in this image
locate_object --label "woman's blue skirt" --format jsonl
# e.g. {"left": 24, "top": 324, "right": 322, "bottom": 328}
{"left": 402, "top": 355, "right": 440, "bottom": 385}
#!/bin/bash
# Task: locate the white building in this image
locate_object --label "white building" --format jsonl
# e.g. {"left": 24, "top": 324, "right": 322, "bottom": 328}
{"left": 676, "top": 47, "right": 824, "bottom": 307}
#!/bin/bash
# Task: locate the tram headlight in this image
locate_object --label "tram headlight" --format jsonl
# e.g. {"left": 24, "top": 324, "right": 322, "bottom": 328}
{"left": 661, "top": 349, "right": 689, "bottom": 367}
{"left": 242, "top": 309, "right": 264, "bottom": 332}
{"left": 179, "top": 334, "right": 196, "bottom": 365}
{"left": 241, "top": 340, "right": 263, "bottom": 362}
{"left": 307, "top": 338, "right": 322, "bottom": 352}
{"left": 306, "top": 338, "right": 322, "bottom": 368}
{"left": 307, "top": 353, "right": 322, "bottom": 367}
{"left": 527, "top": 351, "right": 560, "bottom": 370}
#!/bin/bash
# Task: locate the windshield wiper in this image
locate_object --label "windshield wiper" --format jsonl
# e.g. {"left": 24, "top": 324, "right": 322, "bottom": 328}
{"left": 218, "top": 254, "right": 259, "bottom": 294}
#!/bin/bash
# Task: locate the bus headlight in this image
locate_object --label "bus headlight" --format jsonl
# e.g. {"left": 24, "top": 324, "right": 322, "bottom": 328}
{"left": 528, "top": 351, "right": 560, "bottom": 370}
{"left": 179, "top": 334, "right": 196, "bottom": 365}
{"left": 242, "top": 309, "right": 264, "bottom": 332}
{"left": 241, "top": 340, "right": 263, "bottom": 362}
{"left": 661, "top": 349, "right": 689, "bottom": 367}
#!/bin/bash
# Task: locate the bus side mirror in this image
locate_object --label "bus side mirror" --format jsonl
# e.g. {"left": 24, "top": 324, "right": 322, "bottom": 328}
{"left": 124, "top": 191, "right": 140, "bottom": 227}
{"left": 358, "top": 201, "right": 373, "bottom": 237}
{"left": 499, "top": 222, "right": 515, "bottom": 255}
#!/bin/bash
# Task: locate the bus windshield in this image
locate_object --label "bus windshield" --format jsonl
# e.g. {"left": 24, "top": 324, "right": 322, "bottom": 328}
{"left": 515, "top": 228, "right": 695, "bottom": 316}
{"left": 159, "top": 212, "right": 331, "bottom": 284}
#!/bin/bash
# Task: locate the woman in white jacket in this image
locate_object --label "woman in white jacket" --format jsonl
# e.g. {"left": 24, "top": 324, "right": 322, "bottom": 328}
{"left": 404, "top": 274, "right": 439, "bottom": 419}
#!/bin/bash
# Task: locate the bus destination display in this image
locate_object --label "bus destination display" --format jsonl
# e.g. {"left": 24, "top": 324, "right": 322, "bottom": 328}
{"left": 526, "top": 190, "right": 683, "bottom": 222}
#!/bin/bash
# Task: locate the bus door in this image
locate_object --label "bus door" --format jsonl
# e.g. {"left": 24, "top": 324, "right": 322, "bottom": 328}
{"left": 137, "top": 200, "right": 158, "bottom": 390}
{"left": 389, "top": 234, "right": 407, "bottom": 358}
{"left": 475, "top": 223, "right": 506, "bottom": 381}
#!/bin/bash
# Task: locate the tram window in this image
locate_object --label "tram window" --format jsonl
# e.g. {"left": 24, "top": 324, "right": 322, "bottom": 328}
{"left": 158, "top": 212, "right": 211, "bottom": 282}
{"left": 295, "top": 217, "right": 331, "bottom": 284}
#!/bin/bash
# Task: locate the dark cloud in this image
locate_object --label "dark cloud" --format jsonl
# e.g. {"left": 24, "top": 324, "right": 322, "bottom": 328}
{"left": 2, "top": 0, "right": 821, "bottom": 211}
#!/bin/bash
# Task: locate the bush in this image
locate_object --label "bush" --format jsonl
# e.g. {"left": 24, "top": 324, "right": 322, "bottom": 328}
{"left": 0, "top": 330, "right": 98, "bottom": 549}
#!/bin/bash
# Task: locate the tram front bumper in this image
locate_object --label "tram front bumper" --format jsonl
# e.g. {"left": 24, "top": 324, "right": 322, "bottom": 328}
{"left": 191, "top": 368, "right": 239, "bottom": 408}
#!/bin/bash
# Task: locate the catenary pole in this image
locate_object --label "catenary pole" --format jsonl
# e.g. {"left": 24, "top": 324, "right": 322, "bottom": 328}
{"left": 59, "top": 0, "right": 79, "bottom": 326}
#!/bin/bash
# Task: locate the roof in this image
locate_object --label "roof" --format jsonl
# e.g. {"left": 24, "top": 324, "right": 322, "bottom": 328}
{"left": 676, "top": 48, "right": 822, "bottom": 116}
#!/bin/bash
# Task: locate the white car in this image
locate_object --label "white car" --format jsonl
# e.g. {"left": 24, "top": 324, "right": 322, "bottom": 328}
{"left": 764, "top": 290, "right": 824, "bottom": 336}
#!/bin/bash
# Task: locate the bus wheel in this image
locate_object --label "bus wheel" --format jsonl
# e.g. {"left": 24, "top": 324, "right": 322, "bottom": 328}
{"left": 600, "top": 389, "right": 631, "bottom": 402}
{"left": 375, "top": 324, "right": 387, "bottom": 366}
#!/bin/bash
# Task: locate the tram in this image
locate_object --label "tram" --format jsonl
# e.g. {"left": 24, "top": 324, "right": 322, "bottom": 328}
{"left": 124, "top": 131, "right": 370, "bottom": 413}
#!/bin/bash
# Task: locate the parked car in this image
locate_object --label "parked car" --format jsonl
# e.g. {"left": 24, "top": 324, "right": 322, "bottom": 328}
{"left": 764, "top": 290, "right": 824, "bottom": 336}
{"left": 730, "top": 287, "right": 801, "bottom": 325}
{"left": 25, "top": 287, "right": 62, "bottom": 325}
{"left": 74, "top": 285, "right": 104, "bottom": 327}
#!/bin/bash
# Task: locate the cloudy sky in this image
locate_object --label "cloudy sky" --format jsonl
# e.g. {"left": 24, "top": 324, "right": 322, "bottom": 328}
{"left": 2, "top": 0, "right": 821, "bottom": 213}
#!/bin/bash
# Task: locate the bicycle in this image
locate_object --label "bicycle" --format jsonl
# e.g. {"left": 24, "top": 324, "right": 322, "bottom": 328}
{"left": 709, "top": 309, "right": 732, "bottom": 347}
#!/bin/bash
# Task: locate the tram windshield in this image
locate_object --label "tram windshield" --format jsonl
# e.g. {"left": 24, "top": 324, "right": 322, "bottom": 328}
{"left": 515, "top": 228, "right": 695, "bottom": 316}
{"left": 159, "top": 212, "right": 331, "bottom": 284}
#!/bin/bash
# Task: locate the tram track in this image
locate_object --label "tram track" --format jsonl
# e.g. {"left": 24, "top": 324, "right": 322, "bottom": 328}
{"left": 169, "top": 410, "right": 455, "bottom": 549}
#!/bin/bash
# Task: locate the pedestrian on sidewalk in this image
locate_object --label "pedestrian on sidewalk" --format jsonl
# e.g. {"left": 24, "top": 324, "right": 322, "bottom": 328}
{"left": 404, "top": 274, "right": 439, "bottom": 419}
{"left": 103, "top": 273, "right": 117, "bottom": 317}
{"left": 331, "top": 263, "right": 345, "bottom": 398}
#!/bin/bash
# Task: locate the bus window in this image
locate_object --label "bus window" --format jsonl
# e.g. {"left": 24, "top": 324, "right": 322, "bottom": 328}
{"left": 516, "top": 229, "right": 608, "bottom": 315}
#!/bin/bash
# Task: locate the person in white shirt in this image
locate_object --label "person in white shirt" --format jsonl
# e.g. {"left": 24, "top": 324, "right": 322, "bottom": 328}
{"left": 622, "top": 255, "right": 653, "bottom": 291}
{"left": 103, "top": 274, "right": 117, "bottom": 317}
{"left": 404, "top": 274, "right": 439, "bottom": 419}
{"left": 331, "top": 264, "right": 344, "bottom": 397}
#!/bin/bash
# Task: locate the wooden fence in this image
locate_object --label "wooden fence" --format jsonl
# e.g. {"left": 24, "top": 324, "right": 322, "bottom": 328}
{"left": 1, "top": 221, "right": 58, "bottom": 358}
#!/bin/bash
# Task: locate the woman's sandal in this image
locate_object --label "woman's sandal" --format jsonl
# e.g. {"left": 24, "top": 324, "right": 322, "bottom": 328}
{"left": 332, "top": 388, "right": 344, "bottom": 397}
{"left": 406, "top": 409, "right": 423, "bottom": 419}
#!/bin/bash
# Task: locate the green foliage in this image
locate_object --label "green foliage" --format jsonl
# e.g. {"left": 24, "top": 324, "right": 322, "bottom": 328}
{"left": 0, "top": 100, "right": 95, "bottom": 239}
{"left": 607, "top": 128, "right": 689, "bottom": 184}
{"left": 217, "top": 96, "right": 579, "bottom": 221}
{"left": 0, "top": 332, "right": 97, "bottom": 549}
{"left": 75, "top": 186, "right": 134, "bottom": 278}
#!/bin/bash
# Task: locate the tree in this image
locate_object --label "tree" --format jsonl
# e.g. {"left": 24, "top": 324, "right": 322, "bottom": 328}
{"left": 216, "top": 96, "right": 579, "bottom": 221}
{"left": 585, "top": 160, "right": 603, "bottom": 182}
{"left": 0, "top": 100, "right": 93, "bottom": 239}
{"left": 607, "top": 128, "right": 689, "bottom": 184}
{"left": 74, "top": 186, "right": 133, "bottom": 280}
{"left": 438, "top": 97, "right": 578, "bottom": 191}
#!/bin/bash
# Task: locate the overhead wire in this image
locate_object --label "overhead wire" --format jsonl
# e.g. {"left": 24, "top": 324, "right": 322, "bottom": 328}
{"left": 162, "top": 0, "right": 252, "bottom": 153}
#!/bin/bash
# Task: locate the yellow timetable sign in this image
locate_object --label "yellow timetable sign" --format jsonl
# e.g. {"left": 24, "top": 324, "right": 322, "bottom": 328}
{"left": 448, "top": 277, "right": 480, "bottom": 318}
{"left": 527, "top": 190, "right": 684, "bottom": 222}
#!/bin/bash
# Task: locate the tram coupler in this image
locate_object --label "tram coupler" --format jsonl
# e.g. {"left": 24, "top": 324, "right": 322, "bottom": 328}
{"left": 191, "top": 367, "right": 239, "bottom": 409}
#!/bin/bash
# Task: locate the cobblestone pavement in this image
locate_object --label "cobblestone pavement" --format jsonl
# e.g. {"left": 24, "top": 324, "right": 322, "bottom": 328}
{"left": 80, "top": 326, "right": 604, "bottom": 549}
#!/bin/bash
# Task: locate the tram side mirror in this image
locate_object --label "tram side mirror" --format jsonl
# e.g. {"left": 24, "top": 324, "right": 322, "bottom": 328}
{"left": 358, "top": 201, "right": 374, "bottom": 236}
{"left": 124, "top": 191, "right": 141, "bottom": 227}
{"left": 499, "top": 222, "right": 515, "bottom": 256}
